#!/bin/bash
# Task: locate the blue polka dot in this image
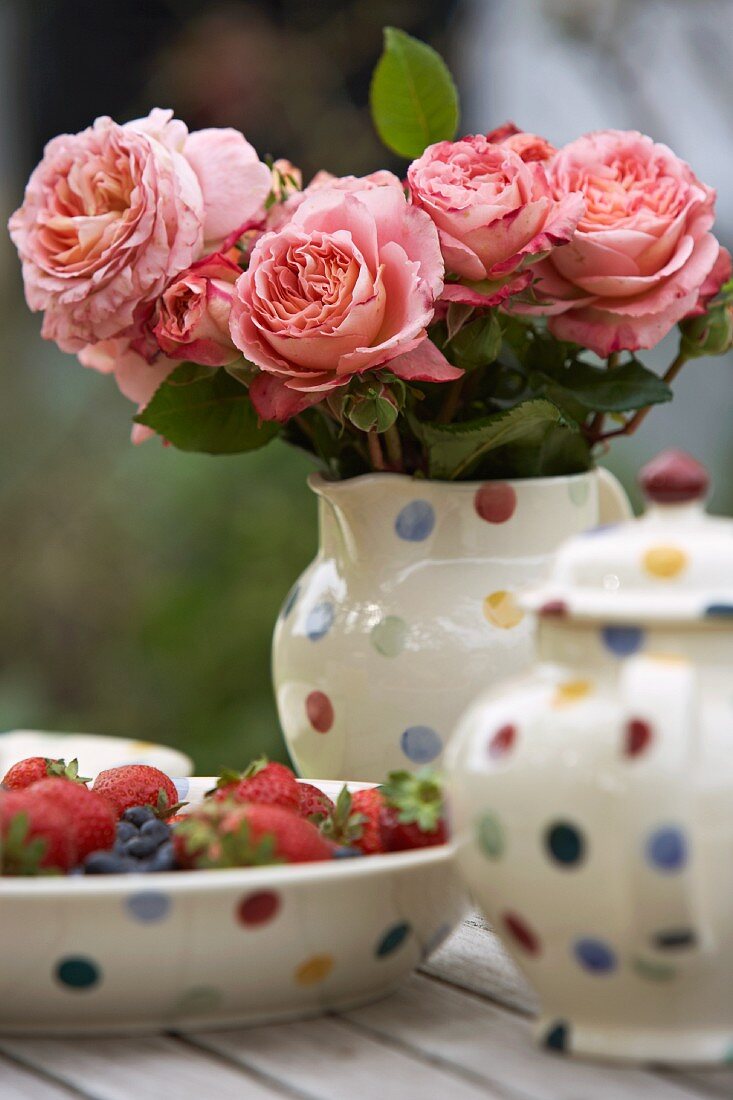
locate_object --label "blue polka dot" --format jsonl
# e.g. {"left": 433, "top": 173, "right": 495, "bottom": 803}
{"left": 400, "top": 725, "right": 443, "bottom": 764}
{"left": 395, "top": 500, "right": 435, "bottom": 542}
{"left": 376, "top": 921, "right": 411, "bottom": 958}
{"left": 704, "top": 603, "right": 733, "bottom": 618}
{"left": 544, "top": 1021, "right": 570, "bottom": 1052}
{"left": 305, "top": 601, "right": 334, "bottom": 641}
{"left": 281, "top": 584, "right": 300, "bottom": 620}
{"left": 126, "top": 891, "right": 171, "bottom": 923}
{"left": 601, "top": 625, "right": 644, "bottom": 657}
{"left": 56, "top": 957, "right": 100, "bottom": 990}
{"left": 573, "top": 938, "right": 617, "bottom": 973}
{"left": 646, "top": 826, "right": 687, "bottom": 872}
{"left": 173, "top": 776, "right": 189, "bottom": 800}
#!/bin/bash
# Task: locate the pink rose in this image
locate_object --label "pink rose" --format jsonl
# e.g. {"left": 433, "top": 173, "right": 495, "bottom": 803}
{"left": 407, "top": 135, "right": 584, "bottom": 306}
{"left": 9, "top": 109, "right": 270, "bottom": 353}
{"left": 229, "top": 181, "right": 460, "bottom": 421}
{"left": 520, "top": 130, "right": 730, "bottom": 356}
{"left": 79, "top": 339, "right": 178, "bottom": 444}
{"left": 152, "top": 251, "right": 241, "bottom": 366}
{"left": 485, "top": 122, "right": 556, "bottom": 164}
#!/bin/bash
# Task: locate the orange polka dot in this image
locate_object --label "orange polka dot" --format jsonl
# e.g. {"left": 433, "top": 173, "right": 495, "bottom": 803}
{"left": 483, "top": 590, "right": 524, "bottom": 630}
{"left": 294, "top": 954, "right": 334, "bottom": 986}
{"left": 642, "top": 546, "right": 687, "bottom": 579}
{"left": 552, "top": 679, "right": 593, "bottom": 707}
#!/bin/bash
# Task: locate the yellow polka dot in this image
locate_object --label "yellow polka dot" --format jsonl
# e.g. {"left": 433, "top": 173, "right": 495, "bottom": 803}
{"left": 483, "top": 590, "right": 524, "bottom": 630}
{"left": 294, "top": 954, "right": 334, "bottom": 986}
{"left": 552, "top": 679, "right": 593, "bottom": 707}
{"left": 642, "top": 546, "right": 687, "bottom": 579}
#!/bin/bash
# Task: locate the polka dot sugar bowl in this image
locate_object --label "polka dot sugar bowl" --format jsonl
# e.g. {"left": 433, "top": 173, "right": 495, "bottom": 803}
{"left": 274, "top": 466, "right": 630, "bottom": 782}
{"left": 444, "top": 450, "right": 733, "bottom": 1065}
{"left": 0, "top": 778, "right": 467, "bottom": 1035}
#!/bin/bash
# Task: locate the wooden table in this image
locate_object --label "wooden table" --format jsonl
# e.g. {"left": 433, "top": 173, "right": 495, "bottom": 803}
{"left": 1, "top": 913, "right": 731, "bottom": 1100}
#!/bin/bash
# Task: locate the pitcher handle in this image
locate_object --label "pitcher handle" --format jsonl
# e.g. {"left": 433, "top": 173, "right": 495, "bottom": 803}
{"left": 596, "top": 465, "right": 633, "bottom": 524}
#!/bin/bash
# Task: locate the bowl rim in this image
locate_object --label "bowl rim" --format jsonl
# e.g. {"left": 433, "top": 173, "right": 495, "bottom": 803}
{"left": 0, "top": 777, "right": 455, "bottom": 897}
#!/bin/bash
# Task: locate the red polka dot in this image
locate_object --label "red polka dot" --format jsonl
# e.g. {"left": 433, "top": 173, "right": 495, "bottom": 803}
{"left": 306, "top": 691, "right": 334, "bottom": 733}
{"left": 489, "top": 723, "right": 516, "bottom": 759}
{"left": 502, "top": 911, "right": 541, "bottom": 955}
{"left": 474, "top": 483, "right": 517, "bottom": 524}
{"left": 539, "top": 600, "right": 568, "bottom": 618}
{"left": 625, "top": 719, "right": 652, "bottom": 757}
{"left": 237, "top": 891, "right": 280, "bottom": 927}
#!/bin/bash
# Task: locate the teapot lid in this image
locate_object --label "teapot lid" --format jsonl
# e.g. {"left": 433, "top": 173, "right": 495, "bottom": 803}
{"left": 525, "top": 450, "right": 733, "bottom": 623}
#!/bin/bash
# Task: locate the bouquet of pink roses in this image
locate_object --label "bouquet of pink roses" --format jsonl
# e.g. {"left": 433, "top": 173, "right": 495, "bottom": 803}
{"left": 9, "top": 29, "right": 732, "bottom": 480}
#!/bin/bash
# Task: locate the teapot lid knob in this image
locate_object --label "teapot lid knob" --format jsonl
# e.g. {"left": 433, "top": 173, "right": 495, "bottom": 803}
{"left": 639, "top": 449, "right": 709, "bottom": 505}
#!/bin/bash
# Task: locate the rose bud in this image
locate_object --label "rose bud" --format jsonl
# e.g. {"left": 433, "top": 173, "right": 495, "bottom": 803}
{"left": 153, "top": 252, "right": 241, "bottom": 366}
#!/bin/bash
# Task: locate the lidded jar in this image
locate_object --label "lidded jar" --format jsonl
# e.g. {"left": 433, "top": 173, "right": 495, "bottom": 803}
{"left": 445, "top": 451, "right": 733, "bottom": 1065}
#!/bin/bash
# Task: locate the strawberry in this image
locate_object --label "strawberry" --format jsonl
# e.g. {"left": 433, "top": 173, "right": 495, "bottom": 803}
{"left": 212, "top": 758, "right": 300, "bottom": 812}
{"left": 321, "top": 785, "right": 383, "bottom": 854}
{"left": 32, "top": 778, "right": 116, "bottom": 862}
{"left": 297, "top": 782, "right": 334, "bottom": 822}
{"left": 2, "top": 756, "right": 89, "bottom": 791}
{"left": 92, "top": 765, "right": 179, "bottom": 819}
{"left": 379, "top": 769, "right": 447, "bottom": 852}
{"left": 173, "top": 801, "right": 333, "bottom": 869}
{"left": 0, "top": 790, "right": 75, "bottom": 874}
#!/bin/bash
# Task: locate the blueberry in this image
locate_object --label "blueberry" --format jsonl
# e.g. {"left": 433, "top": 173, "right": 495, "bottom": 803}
{"left": 126, "top": 834, "right": 159, "bottom": 859}
{"left": 140, "top": 819, "right": 170, "bottom": 847}
{"left": 116, "top": 821, "right": 137, "bottom": 843}
{"left": 146, "top": 842, "right": 176, "bottom": 872}
{"left": 123, "top": 805, "right": 156, "bottom": 827}
{"left": 84, "top": 851, "right": 130, "bottom": 875}
{"left": 333, "top": 846, "right": 364, "bottom": 858}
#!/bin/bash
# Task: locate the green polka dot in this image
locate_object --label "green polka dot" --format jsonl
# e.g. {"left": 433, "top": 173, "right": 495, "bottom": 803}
{"left": 176, "top": 986, "right": 222, "bottom": 1014}
{"left": 568, "top": 480, "right": 590, "bottom": 507}
{"left": 632, "top": 957, "right": 676, "bottom": 982}
{"left": 55, "top": 957, "right": 100, "bottom": 990}
{"left": 371, "top": 616, "right": 408, "bottom": 657}
{"left": 477, "top": 813, "right": 504, "bottom": 859}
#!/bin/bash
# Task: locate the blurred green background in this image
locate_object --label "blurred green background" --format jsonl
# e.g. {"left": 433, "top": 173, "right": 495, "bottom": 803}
{"left": 1, "top": 0, "right": 731, "bottom": 773}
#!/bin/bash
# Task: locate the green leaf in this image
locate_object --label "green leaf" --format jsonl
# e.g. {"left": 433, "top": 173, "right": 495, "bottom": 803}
{"left": 135, "top": 364, "right": 280, "bottom": 455}
{"left": 370, "top": 27, "right": 459, "bottom": 158}
{"left": 411, "top": 399, "right": 581, "bottom": 480}
{"left": 553, "top": 358, "right": 672, "bottom": 412}
{"left": 449, "top": 312, "right": 502, "bottom": 370}
{"left": 347, "top": 395, "right": 398, "bottom": 433}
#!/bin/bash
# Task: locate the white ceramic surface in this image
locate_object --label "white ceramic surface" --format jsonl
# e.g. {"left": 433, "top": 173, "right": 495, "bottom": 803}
{"left": 274, "top": 468, "right": 630, "bottom": 782}
{"left": 445, "top": 453, "right": 733, "bottom": 1065}
{"left": 0, "top": 730, "right": 193, "bottom": 780}
{"left": 0, "top": 778, "right": 467, "bottom": 1035}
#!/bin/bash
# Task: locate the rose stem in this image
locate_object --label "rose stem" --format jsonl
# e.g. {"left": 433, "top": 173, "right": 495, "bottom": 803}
{"left": 383, "top": 423, "right": 404, "bottom": 471}
{"left": 437, "top": 376, "right": 465, "bottom": 424}
{"left": 584, "top": 353, "right": 619, "bottom": 443}
{"left": 599, "top": 351, "right": 689, "bottom": 442}
{"left": 367, "top": 430, "right": 386, "bottom": 471}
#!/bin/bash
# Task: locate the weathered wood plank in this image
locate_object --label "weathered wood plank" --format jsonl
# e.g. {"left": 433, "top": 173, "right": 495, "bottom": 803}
{"left": 0, "top": 1036, "right": 286, "bottom": 1100}
{"left": 421, "top": 912, "right": 540, "bottom": 1015}
{"left": 343, "top": 973, "right": 711, "bottom": 1100}
{"left": 668, "top": 1069, "right": 733, "bottom": 1100}
{"left": 0, "top": 1052, "right": 85, "bottom": 1100}
{"left": 188, "top": 1014, "right": 505, "bottom": 1100}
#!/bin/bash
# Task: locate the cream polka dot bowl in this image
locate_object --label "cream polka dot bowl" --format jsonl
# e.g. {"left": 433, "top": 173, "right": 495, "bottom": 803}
{"left": 0, "top": 778, "right": 467, "bottom": 1035}
{"left": 445, "top": 451, "right": 733, "bottom": 1065}
{"left": 274, "top": 467, "right": 630, "bottom": 783}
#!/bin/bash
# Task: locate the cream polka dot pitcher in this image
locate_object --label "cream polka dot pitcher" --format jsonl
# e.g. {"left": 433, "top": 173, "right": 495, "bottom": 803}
{"left": 445, "top": 450, "right": 733, "bottom": 1065}
{"left": 274, "top": 466, "right": 630, "bottom": 782}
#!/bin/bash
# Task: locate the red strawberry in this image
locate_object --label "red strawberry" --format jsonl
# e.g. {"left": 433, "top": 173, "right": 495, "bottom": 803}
{"left": 32, "top": 778, "right": 116, "bottom": 862}
{"left": 212, "top": 759, "right": 299, "bottom": 812}
{"left": 173, "top": 801, "right": 333, "bottom": 869}
{"left": 0, "top": 790, "right": 75, "bottom": 874}
{"left": 92, "top": 765, "right": 179, "bottom": 819}
{"left": 297, "top": 782, "right": 334, "bottom": 821}
{"left": 2, "top": 756, "right": 89, "bottom": 791}
{"left": 320, "top": 786, "right": 385, "bottom": 854}
{"left": 379, "top": 769, "right": 447, "bottom": 852}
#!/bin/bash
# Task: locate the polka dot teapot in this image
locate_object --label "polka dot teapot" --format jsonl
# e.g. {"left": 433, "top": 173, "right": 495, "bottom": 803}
{"left": 445, "top": 450, "right": 733, "bottom": 1066}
